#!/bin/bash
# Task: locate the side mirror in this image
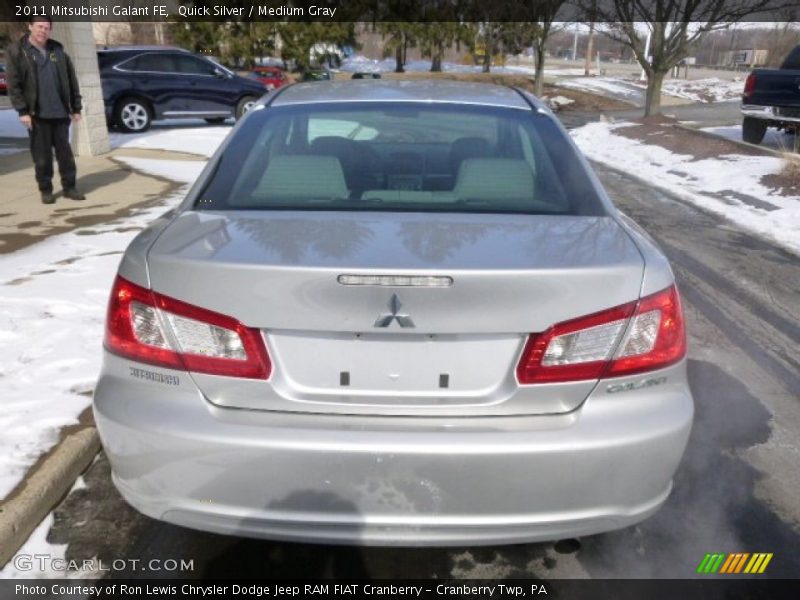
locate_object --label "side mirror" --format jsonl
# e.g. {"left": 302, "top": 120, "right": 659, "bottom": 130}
{"left": 213, "top": 68, "right": 229, "bottom": 79}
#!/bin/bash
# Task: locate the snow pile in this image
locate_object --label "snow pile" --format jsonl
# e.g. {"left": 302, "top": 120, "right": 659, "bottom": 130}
{"left": 543, "top": 95, "right": 575, "bottom": 111}
{"left": 660, "top": 77, "right": 744, "bottom": 103}
{"left": 571, "top": 121, "right": 800, "bottom": 255}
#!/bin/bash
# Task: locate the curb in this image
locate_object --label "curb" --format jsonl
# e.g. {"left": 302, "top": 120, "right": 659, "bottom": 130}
{"left": 0, "top": 427, "right": 101, "bottom": 569}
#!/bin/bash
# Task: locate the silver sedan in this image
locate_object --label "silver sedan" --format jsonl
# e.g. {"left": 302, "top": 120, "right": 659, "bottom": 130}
{"left": 94, "top": 80, "right": 693, "bottom": 546}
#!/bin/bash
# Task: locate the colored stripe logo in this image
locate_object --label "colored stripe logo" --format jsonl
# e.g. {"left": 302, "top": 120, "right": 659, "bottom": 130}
{"left": 696, "top": 553, "right": 773, "bottom": 574}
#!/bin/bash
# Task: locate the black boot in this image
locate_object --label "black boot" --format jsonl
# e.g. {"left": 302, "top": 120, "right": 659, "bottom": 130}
{"left": 63, "top": 188, "right": 85, "bottom": 200}
{"left": 41, "top": 191, "right": 55, "bottom": 204}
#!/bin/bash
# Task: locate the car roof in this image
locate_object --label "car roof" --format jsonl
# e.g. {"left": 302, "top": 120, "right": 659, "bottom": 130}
{"left": 270, "top": 80, "right": 534, "bottom": 110}
{"left": 98, "top": 46, "right": 190, "bottom": 53}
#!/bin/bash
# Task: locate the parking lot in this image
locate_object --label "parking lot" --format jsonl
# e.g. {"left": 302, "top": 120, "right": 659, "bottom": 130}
{"left": 0, "top": 49, "right": 798, "bottom": 584}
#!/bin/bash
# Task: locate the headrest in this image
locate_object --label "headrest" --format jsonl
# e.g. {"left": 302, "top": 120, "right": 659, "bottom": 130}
{"left": 253, "top": 155, "right": 348, "bottom": 201}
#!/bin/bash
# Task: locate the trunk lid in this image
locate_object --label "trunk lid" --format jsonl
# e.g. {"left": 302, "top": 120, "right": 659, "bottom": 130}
{"left": 146, "top": 210, "right": 644, "bottom": 416}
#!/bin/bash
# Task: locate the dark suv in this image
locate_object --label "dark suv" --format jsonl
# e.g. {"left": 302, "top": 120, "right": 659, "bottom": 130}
{"left": 98, "top": 47, "right": 267, "bottom": 132}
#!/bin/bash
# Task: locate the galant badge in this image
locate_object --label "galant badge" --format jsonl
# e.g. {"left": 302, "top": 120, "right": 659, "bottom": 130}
{"left": 374, "top": 294, "right": 415, "bottom": 328}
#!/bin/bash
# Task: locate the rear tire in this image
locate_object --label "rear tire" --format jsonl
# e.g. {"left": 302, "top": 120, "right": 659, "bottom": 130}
{"left": 235, "top": 96, "right": 258, "bottom": 121}
{"left": 115, "top": 97, "right": 151, "bottom": 133}
{"left": 742, "top": 117, "right": 767, "bottom": 145}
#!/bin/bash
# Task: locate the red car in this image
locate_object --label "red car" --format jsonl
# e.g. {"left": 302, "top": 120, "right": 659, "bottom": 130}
{"left": 248, "top": 66, "right": 288, "bottom": 90}
{"left": 0, "top": 64, "right": 7, "bottom": 94}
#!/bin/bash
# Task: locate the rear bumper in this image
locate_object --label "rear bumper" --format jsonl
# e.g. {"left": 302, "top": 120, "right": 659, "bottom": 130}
{"left": 94, "top": 354, "right": 693, "bottom": 546}
{"left": 741, "top": 104, "right": 800, "bottom": 124}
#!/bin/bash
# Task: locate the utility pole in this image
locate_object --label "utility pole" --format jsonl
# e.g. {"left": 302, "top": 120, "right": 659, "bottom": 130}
{"left": 572, "top": 23, "right": 578, "bottom": 61}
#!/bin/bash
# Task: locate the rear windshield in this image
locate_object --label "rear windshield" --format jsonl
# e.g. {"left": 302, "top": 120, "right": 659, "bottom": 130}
{"left": 781, "top": 46, "right": 800, "bottom": 70}
{"left": 195, "top": 102, "right": 606, "bottom": 216}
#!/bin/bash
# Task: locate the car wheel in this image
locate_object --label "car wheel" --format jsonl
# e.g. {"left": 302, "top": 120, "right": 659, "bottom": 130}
{"left": 742, "top": 117, "right": 767, "bottom": 145}
{"left": 235, "top": 96, "right": 258, "bottom": 121}
{"left": 204, "top": 117, "right": 227, "bottom": 124}
{"left": 115, "top": 98, "right": 151, "bottom": 133}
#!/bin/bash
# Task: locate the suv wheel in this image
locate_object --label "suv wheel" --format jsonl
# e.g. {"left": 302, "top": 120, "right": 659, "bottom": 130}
{"left": 742, "top": 117, "right": 767, "bottom": 145}
{"left": 116, "top": 98, "right": 151, "bottom": 133}
{"left": 235, "top": 96, "right": 258, "bottom": 121}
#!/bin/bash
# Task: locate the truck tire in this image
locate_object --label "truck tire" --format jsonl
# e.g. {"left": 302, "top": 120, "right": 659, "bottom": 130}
{"left": 742, "top": 117, "right": 767, "bottom": 145}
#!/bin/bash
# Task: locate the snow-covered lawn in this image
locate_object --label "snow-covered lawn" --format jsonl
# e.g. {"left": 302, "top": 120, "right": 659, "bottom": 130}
{"left": 571, "top": 121, "right": 800, "bottom": 255}
{"left": 556, "top": 76, "right": 645, "bottom": 105}
{"left": 660, "top": 77, "right": 744, "bottom": 103}
{"left": 557, "top": 75, "right": 744, "bottom": 106}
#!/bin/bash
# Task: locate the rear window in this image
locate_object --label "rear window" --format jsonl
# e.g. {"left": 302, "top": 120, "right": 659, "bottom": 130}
{"left": 117, "top": 53, "right": 175, "bottom": 73}
{"left": 195, "top": 102, "right": 606, "bottom": 216}
{"left": 781, "top": 46, "right": 800, "bottom": 70}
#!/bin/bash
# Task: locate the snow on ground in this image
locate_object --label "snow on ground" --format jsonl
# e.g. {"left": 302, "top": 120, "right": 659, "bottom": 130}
{"left": 115, "top": 156, "right": 205, "bottom": 183}
{"left": 0, "top": 159, "right": 202, "bottom": 502}
{"left": 702, "top": 125, "right": 798, "bottom": 153}
{"left": 0, "top": 108, "right": 28, "bottom": 138}
{"left": 557, "top": 75, "right": 743, "bottom": 106}
{"left": 340, "top": 54, "right": 544, "bottom": 76}
{"left": 0, "top": 514, "right": 71, "bottom": 578}
{"left": 661, "top": 77, "right": 744, "bottom": 103}
{"left": 1, "top": 108, "right": 29, "bottom": 156}
{"left": 556, "top": 76, "right": 644, "bottom": 104}
{"left": 0, "top": 477, "right": 90, "bottom": 579}
{"left": 543, "top": 95, "right": 575, "bottom": 110}
{"left": 109, "top": 121, "right": 231, "bottom": 157}
{"left": 571, "top": 121, "right": 800, "bottom": 255}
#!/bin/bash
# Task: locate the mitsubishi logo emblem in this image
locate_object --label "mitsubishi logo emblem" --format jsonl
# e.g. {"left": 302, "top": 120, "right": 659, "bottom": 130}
{"left": 374, "top": 294, "right": 415, "bottom": 328}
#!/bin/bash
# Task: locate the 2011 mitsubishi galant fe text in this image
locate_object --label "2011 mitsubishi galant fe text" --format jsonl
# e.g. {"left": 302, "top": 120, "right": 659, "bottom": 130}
{"left": 94, "top": 80, "right": 693, "bottom": 546}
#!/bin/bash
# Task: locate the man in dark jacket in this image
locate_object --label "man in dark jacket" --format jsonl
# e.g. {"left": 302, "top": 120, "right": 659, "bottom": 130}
{"left": 6, "top": 15, "right": 85, "bottom": 204}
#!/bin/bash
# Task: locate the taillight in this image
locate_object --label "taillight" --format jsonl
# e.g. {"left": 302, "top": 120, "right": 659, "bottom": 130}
{"left": 104, "top": 275, "right": 271, "bottom": 379}
{"left": 516, "top": 285, "right": 685, "bottom": 384}
{"left": 743, "top": 73, "right": 756, "bottom": 101}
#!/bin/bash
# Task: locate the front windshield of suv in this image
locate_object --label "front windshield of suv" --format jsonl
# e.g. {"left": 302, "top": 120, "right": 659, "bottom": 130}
{"left": 195, "top": 102, "right": 606, "bottom": 216}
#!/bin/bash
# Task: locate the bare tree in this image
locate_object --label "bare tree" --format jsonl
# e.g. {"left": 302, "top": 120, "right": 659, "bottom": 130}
{"left": 583, "top": 0, "right": 786, "bottom": 116}
{"left": 499, "top": 7, "right": 565, "bottom": 95}
{"left": 763, "top": 9, "right": 800, "bottom": 67}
